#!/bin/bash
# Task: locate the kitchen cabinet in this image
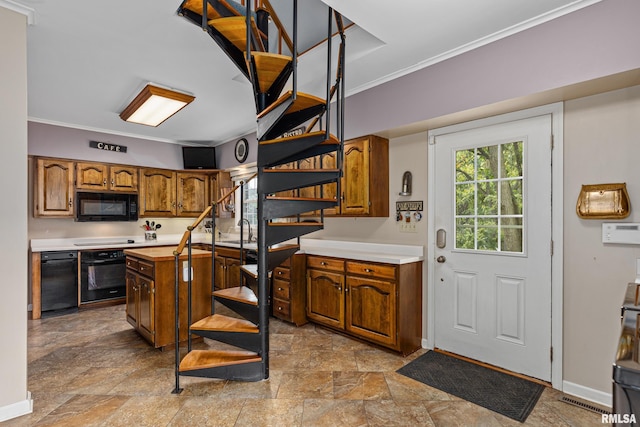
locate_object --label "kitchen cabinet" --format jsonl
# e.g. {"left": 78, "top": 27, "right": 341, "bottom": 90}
{"left": 34, "top": 158, "right": 75, "bottom": 217}
{"left": 176, "top": 172, "right": 209, "bottom": 217}
{"left": 210, "top": 170, "right": 234, "bottom": 218}
{"left": 272, "top": 254, "right": 307, "bottom": 326}
{"left": 124, "top": 247, "right": 212, "bottom": 349}
{"left": 316, "top": 135, "right": 389, "bottom": 217}
{"left": 76, "top": 162, "right": 138, "bottom": 192}
{"left": 213, "top": 246, "right": 242, "bottom": 290}
{"left": 306, "top": 255, "right": 421, "bottom": 355}
{"left": 139, "top": 168, "right": 177, "bottom": 217}
{"left": 340, "top": 135, "right": 389, "bottom": 216}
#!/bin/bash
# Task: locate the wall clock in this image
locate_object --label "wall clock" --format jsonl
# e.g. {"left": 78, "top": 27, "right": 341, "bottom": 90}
{"left": 234, "top": 138, "right": 248, "bottom": 163}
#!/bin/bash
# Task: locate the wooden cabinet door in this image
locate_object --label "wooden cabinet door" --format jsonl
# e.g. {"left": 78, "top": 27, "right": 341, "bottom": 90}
{"left": 341, "top": 138, "right": 370, "bottom": 215}
{"left": 137, "top": 275, "right": 154, "bottom": 342}
{"left": 214, "top": 254, "right": 226, "bottom": 290}
{"left": 125, "top": 270, "right": 138, "bottom": 328}
{"left": 320, "top": 152, "right": 339, "bottom": 215}
{"left": 109, "top": 165, "right": 138, "bottom": 192}
{"left": 215, "top": 171, "right": 234, "bottom": 218}
{"left": 177, "top": 172, "right": 209, "bottom": 217}
{"left": 306, "top": 269, "right": 344, "bottom": 329}
{"left": 35, "top": 158, "right": 75, "bottom": 217}
{"left": 225, "top": 257, "right": 242, "bottom": 288}
{"left": 76, "top": 162, "right": 108, "bottom": 191}
{"left": 346, "top": 276, "right": 397, "bottom": 347}
{"left": 139, "top": 168, "right": 176, "bottom": 217}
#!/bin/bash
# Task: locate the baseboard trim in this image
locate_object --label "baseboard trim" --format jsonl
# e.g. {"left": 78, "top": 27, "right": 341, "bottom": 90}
{"left": 0, "top": 392, "right": 33, "bottom": 422}
{"left": 563, "top": 380, "right": 612, "bottom": 408}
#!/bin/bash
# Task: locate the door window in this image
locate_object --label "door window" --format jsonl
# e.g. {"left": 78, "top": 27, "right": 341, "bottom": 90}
{"left": 455, "top": 140, "right": 524, "bottom": 253}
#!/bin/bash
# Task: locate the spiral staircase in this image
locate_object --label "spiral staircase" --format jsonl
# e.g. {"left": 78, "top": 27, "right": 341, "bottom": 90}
{"left": 171, "top": 0, "right": 346, "bottom": 390}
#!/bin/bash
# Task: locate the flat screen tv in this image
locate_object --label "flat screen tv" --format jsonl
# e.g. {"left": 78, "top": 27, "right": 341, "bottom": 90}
{"left": 182, "top": 146, "right": 217, "bottom": 170}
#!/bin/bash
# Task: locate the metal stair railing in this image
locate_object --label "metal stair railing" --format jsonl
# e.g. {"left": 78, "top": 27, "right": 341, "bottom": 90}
{"left": 172, "top": 172, "right": 256, "bottom": 394}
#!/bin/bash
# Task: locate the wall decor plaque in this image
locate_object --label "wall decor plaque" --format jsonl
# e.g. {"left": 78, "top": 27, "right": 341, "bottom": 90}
{"left": 576, "top": 183, "right": 630, "bottom": 219}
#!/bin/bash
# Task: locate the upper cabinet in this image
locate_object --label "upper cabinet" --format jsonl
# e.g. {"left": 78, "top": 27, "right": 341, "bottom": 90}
{"left": 211, "top": 171, "right": 234, "bottom": 218}
{"left": 322, "top": 135, "right": 389, "bottom": 217}
{"left": 139, "top": 168, "right": 177, "bottom": 217}
{"left": 139, "top": 168, "right": 217, "bottom": 218}
{"left": 76, "top": 162, "right": 138, "bottom": 192}
{"left": 341, "top": 135, "right": 389, "bottom": 216}
{"left": 34, "top": 158, "right": 75, "bottom": 217}
{"left": 176, "top": 172, "right": 209, "bottom": 217}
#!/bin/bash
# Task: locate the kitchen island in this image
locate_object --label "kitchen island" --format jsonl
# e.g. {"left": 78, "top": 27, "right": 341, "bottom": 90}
{"left": 123, "top": 246, "right": 212, "bottom": 349}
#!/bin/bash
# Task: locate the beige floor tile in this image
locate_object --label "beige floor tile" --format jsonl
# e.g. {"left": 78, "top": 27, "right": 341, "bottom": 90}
{"left": 9, "top": 304, "right": 604, "bottom": 427}
{"left": 234, "top": 398, "right": 304, "bottom": 426}
{"left": 302, "top": 399, "right": 368, "bottom": 426}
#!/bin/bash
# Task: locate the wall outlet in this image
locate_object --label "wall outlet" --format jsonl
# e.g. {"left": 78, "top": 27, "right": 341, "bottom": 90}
{"left": 399, "top": 219, "right": 417, "bottom": 233}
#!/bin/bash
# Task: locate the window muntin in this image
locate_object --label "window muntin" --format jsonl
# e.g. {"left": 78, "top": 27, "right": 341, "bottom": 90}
{"left": 454, "top": 140, "right": 524, "bottom": 253}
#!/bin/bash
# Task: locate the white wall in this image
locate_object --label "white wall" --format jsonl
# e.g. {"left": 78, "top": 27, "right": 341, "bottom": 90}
{"left": 563, "top": 85, "right": 640, "bottom": 395}
{"left": 0, "top": 6, "right": 31, "bottom": 421}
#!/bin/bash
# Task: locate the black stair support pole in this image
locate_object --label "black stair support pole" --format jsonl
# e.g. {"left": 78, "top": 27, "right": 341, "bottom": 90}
{"left": 172, "top": 253, "right": 182, "bottom": 394}
{"left": 325, "top": 7, "right": 332, "bottom": 141}
{"left": 211, "top": 203, "right": 216, "bottom": 315}
{"left": 292, "top": 0, "right": 297, "bottom": 100}
{"left": 245, "top": 0, "right": 251, "bottom": 63}
{"left": 257, "top": 169, "right": 269, "bottom": 379}
{"left": 187, "top": 234, "right": 193, "bottom": 352}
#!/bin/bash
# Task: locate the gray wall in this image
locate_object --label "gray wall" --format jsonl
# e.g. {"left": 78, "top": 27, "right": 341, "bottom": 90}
{"left": 0, "top": 6, "right": 29, "bottom": 418}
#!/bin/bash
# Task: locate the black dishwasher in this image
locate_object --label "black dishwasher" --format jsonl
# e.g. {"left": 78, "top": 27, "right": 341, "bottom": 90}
{"left": 41, "top": 251, "right": 78, "bottom": 317}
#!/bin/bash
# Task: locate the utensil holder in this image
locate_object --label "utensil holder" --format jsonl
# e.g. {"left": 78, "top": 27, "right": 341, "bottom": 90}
{"left": 145, "top": 231, "right": 157, "bottom": 241}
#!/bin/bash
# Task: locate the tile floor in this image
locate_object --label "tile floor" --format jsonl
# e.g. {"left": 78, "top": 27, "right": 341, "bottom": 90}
{"left": 7, "top": 304, "right": 605, "bottom": 426}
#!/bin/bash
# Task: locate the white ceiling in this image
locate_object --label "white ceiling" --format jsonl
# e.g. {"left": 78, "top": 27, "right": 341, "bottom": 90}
{"left": 12, "top": 0, "right": 599, "bottom": 145}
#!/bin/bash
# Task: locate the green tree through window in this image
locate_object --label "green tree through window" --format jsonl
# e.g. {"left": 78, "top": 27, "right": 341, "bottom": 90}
{"left": 455, "top": 140, "right": 524, "bottom": 253}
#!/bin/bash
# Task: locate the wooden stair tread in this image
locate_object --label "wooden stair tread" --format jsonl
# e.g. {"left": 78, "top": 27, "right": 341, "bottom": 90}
{"left": 249, "top": 52, "right": 292, "bottom": 93}
{"left": 269, "top": 222, "right": 323, "bottom": 227}
{"left": 213, "top": 286, "right": 258, "bottom": 305}
{"left": 264, "top": 168, "right": 340, "bottom": 174}
{"left": 191, "top": 314, "right": 258, "bottom": 333}
{"left": 268, "top": 243, "right": 300, "bottom": 252}
{"left": 240, "top": 264, "right": 272, "bottom": 279}
{"left": 257, "top": 91, "right": 325, "bottom": 119}
{"left": 260, "top": 130, "right": 338, "bottom": 146}
{"left": 266, "top": 196, "right": 337, "bottom": 202}
{"left": 179, "top": 349, "right": 261, "bottom": 372}
{"left": 209, "top": 16, "right": 264, "bottom": 52}
{"left": 182, "top": 0, "right": 223, "bottom": 20}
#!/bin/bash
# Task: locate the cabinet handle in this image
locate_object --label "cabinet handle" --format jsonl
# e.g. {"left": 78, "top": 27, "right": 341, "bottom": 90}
{"left": 111, "top": 179, "right": 114, "bottom": 186}
{"left": 278, "top": 271, "right": 283, "bottom": 275}
{"left": 320, "top": 261, "right": 328, "bottom": 266}
{"left": 103, "top": 179, "right": 107, "bottom": 186}
{"left": 277, "top": 306, "right": 283, "bottom": 311}
{"left": 364, "top": 268, "right": 374, "bottom": 273}
{"left": 68, "top": 198, "right": 73, "bottom": 207}
{"left": 278, "top": 287, "right": 283, "bottom": 291}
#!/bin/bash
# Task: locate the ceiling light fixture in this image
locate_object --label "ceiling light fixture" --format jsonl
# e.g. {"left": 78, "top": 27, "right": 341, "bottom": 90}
{"left": 119, "top": 83, "right": 195, "bottom": 127}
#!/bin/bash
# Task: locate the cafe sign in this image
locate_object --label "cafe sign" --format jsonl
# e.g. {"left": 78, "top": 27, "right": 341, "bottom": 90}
{"left": 89, "top": 140, "right": 127, "bottom": 153}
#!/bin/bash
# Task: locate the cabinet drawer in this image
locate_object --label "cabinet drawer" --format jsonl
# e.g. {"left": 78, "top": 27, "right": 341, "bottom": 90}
{"left": 138, "top": 260, "right": 155, "bottom": 277}
{"left": 307, "top": 256, "right": 344, "bottom": 272}
{"left": 273, "top": 278, "right": 290, "bottom": 300}
{"left": 273, "top": 267, "right": 290, "bottom": 281}
{"left": 126, "top": 257, "right": 139, "bottom": 271}
{"left": 346, "top": 261, "right": 396, "bottom": 280}
{"left": 273, "top": 299, "right": 290, "bottom": 318}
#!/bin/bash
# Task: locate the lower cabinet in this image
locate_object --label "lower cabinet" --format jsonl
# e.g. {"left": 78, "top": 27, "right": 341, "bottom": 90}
{"left": 214, "top": 247, "right": 242, "bottom": 290}
{"left": 272, "top": 254, "right": 307, "bottom": 326}
{"left": 306, "top": 255, "right": 422, "bottom": 355}
{"left": 125, "top": 249, "right": 212, "bottom": 349}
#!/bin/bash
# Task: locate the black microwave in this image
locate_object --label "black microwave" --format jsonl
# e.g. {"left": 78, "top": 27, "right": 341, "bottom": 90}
{"left": 76, "top": 192, "right": 138, "bottom": 222}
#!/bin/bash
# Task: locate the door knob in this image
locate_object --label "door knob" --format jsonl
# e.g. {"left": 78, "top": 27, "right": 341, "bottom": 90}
{"left": 436, "top": 255, "right": 446, "bottom": 263}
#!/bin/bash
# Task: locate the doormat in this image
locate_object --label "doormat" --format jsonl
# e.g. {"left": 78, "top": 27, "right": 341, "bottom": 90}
{"left": 397, "top": 351, "right": 545, "bottom": 422}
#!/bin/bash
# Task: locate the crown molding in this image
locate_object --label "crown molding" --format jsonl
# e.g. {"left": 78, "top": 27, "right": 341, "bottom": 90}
{"left": 0, "top": 0, "right": 35, "bottom": 25}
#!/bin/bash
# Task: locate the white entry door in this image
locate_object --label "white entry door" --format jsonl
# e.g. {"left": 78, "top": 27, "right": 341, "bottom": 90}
{"left": 433, "top": 114, "right": 552, "bottom": 381}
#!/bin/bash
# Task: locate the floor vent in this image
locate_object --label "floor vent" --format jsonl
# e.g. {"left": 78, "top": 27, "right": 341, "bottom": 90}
{"left": 559, "top": 395, "right": 611, "bottom": 415}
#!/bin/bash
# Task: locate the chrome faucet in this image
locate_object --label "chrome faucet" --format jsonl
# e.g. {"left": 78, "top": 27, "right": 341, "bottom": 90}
{"left": 237, "top": 218, "right": 253, "bottom": 242}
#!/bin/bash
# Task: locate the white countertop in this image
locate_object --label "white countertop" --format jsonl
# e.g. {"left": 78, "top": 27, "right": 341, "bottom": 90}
{"left": 31, "top": 236, "right": 423, "bottom": 265}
